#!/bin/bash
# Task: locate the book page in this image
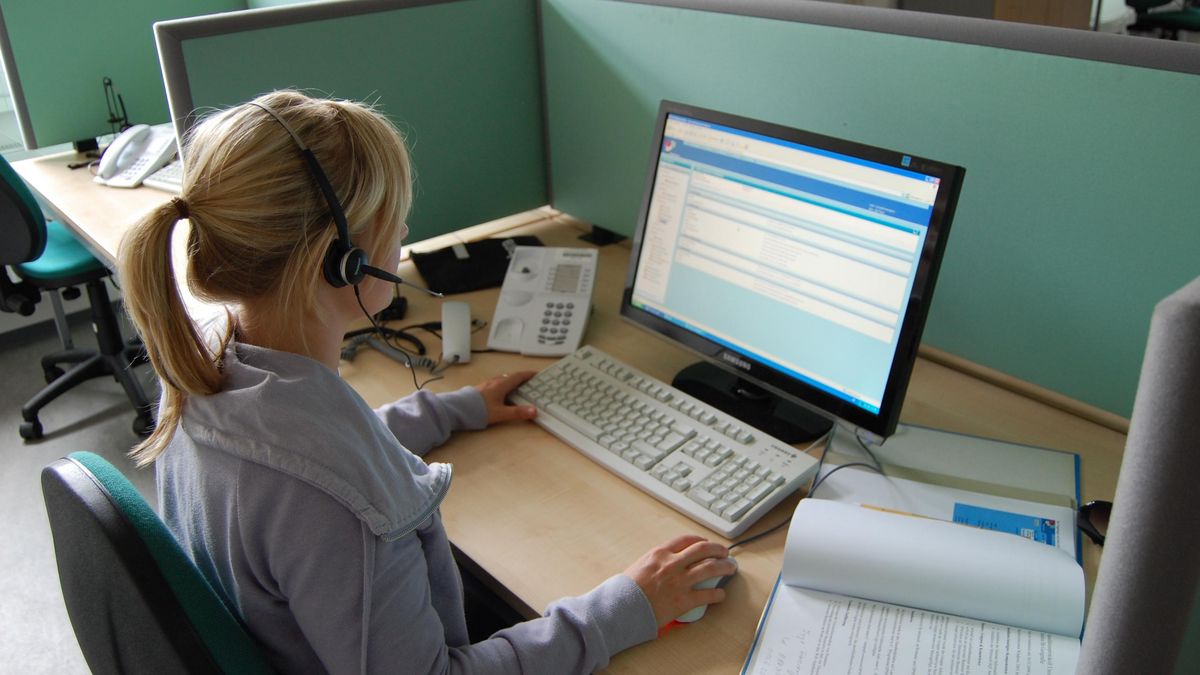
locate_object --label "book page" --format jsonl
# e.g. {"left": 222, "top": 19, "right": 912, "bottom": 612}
{"left": 781, "top": 500, "right": 1084, "bottom": 637}
{"left": 743, "top": 583, "right": 1079, "bottom": 675}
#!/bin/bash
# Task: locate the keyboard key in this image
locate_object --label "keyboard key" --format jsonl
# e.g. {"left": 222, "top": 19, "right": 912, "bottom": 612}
{"left": 724, "top": 499, "right": 754, "bottom": 521}
{"left": 746, "top": 482, "right": 774, "bottom": 504}
{"left": 545, "top": 403, "right": 603, "bottom": 440}
{"left": 688, "top": 488, "right": 718, "bottom": 507}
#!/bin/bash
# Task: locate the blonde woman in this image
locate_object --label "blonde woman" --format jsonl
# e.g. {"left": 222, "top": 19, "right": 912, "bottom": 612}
{"left": 118, "top": 91, "right": 734, "bottom": 674}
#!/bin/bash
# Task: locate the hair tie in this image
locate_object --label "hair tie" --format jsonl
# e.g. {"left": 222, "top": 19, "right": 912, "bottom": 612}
{"left": 171, "top": 197, "right": 190, "bottom": 221}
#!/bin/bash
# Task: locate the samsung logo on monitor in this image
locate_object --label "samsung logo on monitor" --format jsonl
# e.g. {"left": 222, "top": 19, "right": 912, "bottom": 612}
{"left": 720, "top": 351, "right": 752, "bottom": 371}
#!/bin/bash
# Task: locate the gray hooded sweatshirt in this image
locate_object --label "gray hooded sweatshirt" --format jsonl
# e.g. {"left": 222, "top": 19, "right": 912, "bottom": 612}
{"left": 157, "top": 342, "right": 658, "bottom": 674}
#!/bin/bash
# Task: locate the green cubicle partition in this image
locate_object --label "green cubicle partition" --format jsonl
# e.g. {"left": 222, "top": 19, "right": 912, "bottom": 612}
{"left": 155, "top": 0, "right": 546, "bottom": 242}
{"left": 0, "top": 0, "right": 245, "bottom": 149}
{"left": 541, "top": 0, "right": 1200, "bottom": 418}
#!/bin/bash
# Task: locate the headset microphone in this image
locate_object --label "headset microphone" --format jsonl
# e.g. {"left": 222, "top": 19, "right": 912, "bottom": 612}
{"left": 361, "top": 264, "right": 444, "bottom": 297}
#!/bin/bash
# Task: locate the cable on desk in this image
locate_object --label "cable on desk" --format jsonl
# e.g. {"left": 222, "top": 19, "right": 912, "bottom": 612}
{"left": 354, "top": 286, "right": 430, "bottom": 391}
{"left": 728, "top": 429, "right": 836, "bottom": 552}
{"left": 344, "top": 326, "right": 427, "bottom": 355}
{"left": 808, "top": 462, "right": 884, "bottom": 497}
{"left": 854, "top": 429, "right": 885, "bottom": 473}
{"left": 805, "top": 424, "right": 886, "bottom": 499}
{"left": 728, "top": 517, "right": 791, "bottom": 552}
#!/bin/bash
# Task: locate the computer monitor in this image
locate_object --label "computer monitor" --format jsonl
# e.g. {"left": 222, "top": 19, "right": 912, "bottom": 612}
{"left": 621, "top": 101, "right": 965, "bottom": 443}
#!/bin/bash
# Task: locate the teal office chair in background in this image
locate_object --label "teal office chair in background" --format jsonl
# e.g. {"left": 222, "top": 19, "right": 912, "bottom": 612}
{"left": 0, "top": 154, "right": 153, "bottom": 440}
{"left": 1127, "top": 0, "right": 1200, "bottom": 39}
{"left": 41, "top": 452, "right": 274, "bottom": 675}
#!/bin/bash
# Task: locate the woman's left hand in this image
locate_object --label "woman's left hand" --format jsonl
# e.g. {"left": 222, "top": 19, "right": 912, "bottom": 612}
{"left": 475, "top": 371, "right": 538, "bottom": 425}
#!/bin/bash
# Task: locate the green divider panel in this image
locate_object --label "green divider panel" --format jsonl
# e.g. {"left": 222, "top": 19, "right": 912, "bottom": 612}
{"left": 174, "top": 0, "right": 545, "bottom": 241}
{"left": 0, "top": 0, "right": 245, "bottom": 149}
{"left": 541, "top": 0, "right": 1200, "bottom": 418}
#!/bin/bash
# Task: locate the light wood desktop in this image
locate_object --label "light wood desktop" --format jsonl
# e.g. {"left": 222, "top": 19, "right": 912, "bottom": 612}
{"left": 16, "top": 151, "right": 1126, "bottom": 673}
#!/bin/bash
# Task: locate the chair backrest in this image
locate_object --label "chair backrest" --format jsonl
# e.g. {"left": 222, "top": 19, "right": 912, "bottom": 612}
{"left": 0, "top": 153, "right": 47, "bottom": 266}
{"left": 1078, "top": 275, "right": 1200, "bottom": 673}
{"left": 41, "top": 452, "right": 274, "bottom": 675}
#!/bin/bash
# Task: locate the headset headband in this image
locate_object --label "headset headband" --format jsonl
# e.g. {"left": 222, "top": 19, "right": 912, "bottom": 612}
{"left": 246, "top": 101, "right": 354, "bottom": 255}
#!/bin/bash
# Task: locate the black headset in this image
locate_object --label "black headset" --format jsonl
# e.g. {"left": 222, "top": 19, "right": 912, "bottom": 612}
{"left": 249, "top": 101, "right": 409, "bottom": 289}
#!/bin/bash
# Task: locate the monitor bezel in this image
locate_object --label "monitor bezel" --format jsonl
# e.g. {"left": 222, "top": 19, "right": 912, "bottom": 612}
{"left": 620, "top": 100, "right": 965, "bottom": 440}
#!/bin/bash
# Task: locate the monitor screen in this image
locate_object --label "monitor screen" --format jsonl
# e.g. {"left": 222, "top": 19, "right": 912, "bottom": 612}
{"left": 621, "top": 101, "right": 964, "bottom": 441}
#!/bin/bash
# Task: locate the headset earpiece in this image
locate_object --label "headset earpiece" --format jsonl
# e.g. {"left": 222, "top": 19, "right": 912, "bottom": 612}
{"left": 323, "top": 240, "right": 368, "bottom": 288}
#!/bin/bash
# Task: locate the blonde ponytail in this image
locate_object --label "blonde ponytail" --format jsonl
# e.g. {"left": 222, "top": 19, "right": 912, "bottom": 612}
{"left": 119, "top": 90, "right": 413, "bottom": 466}
{"left": 119, "top": 199, "right": 225, "bottom": 466}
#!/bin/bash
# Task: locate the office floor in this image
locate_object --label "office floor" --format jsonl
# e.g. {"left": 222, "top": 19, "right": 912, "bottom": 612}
{"left": 0, "top": 310, "right": 158, "bottom": 674}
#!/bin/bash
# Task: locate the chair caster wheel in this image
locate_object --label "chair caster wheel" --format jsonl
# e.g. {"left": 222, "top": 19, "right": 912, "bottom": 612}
{"left": 133, "top": 414, "right": 155, "bottom": 437}
{"left": 43, "top": 366, "right": 65, "bottom": 383}
{"left": 20, "top": 420, "right": 44, "bottom": 441}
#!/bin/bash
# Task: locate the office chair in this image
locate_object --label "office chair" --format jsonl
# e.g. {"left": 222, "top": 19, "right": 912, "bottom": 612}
{"left": 1127, "top": 0, "right": 1200, "bottom": 39}
{"left": 0, "top": 154, "right": 153, "bottom": 440}
{"left": 1078, "top": 275, "right": 1200, "bottom": 672}
{"left": 41, "top": 451, "right": 275, "bottom": 675}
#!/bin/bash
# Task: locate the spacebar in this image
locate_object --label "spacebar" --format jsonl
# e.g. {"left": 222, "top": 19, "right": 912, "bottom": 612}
{"left": 544, "top": 403, "right": 603, "bottom": 440}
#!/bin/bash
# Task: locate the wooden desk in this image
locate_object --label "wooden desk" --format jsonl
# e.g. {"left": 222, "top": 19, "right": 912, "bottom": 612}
{"left": 14, "top": 153, "right": 169, "bottom": 267}
{"left": 345, "top": 217, "right": 1125, "bottom": 673}
{"left": 16, "top": 152, "right": 1126, "bottom": 674}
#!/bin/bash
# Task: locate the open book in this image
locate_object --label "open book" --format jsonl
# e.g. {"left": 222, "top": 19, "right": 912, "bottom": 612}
{"left": 741, "top": 499, "right": 1084, "bottom": 675}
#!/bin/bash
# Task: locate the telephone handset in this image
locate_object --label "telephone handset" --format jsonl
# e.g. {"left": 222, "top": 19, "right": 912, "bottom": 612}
{"left": 94, "top": 124, "right": 177, "bottom": 188}
{"left": 487, "top": 246, "right": 598, "bottom": 357}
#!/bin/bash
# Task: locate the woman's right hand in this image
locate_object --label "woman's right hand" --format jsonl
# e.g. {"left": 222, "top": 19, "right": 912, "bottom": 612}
{"left": 623, "top": 535, "right": 736, "bottom": 627}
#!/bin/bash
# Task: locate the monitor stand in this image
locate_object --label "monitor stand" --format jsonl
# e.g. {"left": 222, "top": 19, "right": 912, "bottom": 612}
{"left": 671, "top": 362, "right": 833, "bottom": 444}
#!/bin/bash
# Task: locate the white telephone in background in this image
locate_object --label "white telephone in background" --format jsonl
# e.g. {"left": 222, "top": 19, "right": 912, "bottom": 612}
{"left": 94, "top": 124, "right": 177, "bottom": 188}
{"left": 487, "top": 246, "right": 598, "bottom": 357}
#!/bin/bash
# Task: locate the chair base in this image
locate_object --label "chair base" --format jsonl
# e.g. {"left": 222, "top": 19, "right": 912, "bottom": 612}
{"left": 19, "top": 279, "right": 155, "bottom": 441}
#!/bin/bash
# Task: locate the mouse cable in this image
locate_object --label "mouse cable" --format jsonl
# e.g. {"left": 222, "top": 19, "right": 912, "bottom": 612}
{"left": 808, "top": 462, "right": 885, "bottom": 497}
{"left": 728, "top": 518, "right": 791, "bottom": 552}
{"left": 734, "top": 460, "right": 888, "bottom": 552}
{"left": 727, "top": 429, "right": 835, "bottom": 552}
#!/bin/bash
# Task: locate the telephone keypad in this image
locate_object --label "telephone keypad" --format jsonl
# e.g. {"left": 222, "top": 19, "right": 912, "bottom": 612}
{"left": 538, "top": 299, "right": 572, "bottom": 345}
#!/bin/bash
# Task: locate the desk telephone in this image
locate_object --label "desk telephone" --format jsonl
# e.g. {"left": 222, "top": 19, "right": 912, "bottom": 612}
{"left": 94, "top": 124, "right": 177, "bottom": 188}
{"left": 487, "top": 246, "right": 597, "bottom": 356}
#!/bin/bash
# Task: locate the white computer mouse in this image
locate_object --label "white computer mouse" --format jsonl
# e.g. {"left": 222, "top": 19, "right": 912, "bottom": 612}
{"left": 676, "top": 556, "right": 738, "bottom": 623}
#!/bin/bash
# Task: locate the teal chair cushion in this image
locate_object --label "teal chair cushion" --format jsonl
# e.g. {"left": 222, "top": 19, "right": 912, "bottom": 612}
{"left": 69, "top": 452, "right": 274, "bottom": 674}
{"left": 15, "top": 220, "right": 106, "bottom": 282}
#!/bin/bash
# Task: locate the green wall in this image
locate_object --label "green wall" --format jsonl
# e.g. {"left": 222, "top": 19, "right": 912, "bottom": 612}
{"left": 177, "top": 0, "right": 546, "bottom": 241}
{"left": 0, "top": 0, "right": 244, "bottom": 148}
{"left": 541, "top": 0, "right": 1200, "bottom": 418}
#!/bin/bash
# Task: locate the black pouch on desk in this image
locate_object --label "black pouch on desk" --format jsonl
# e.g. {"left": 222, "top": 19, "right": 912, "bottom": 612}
{"left": 410, "top": 236, "right": 542, "bottom": 295}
